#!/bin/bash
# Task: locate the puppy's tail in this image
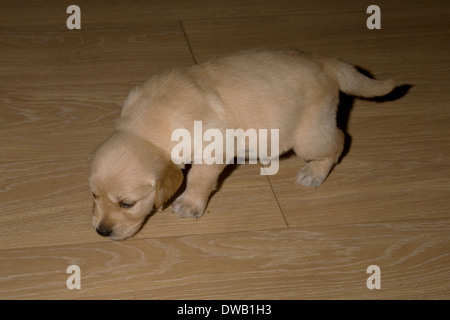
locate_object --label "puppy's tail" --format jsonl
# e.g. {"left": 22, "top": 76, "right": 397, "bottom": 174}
{"left": 324, "top": 57, "right": 395, "bottom": 98}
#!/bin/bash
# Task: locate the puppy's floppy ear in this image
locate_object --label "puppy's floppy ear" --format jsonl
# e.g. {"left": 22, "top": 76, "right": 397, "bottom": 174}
{"left": 154, "top": 161, "right": 183, "bottom": 209}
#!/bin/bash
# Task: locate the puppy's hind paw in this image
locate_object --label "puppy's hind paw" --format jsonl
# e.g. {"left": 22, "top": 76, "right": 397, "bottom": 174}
{"left": 172, "top": 196, "right": 206, "bottom": 219}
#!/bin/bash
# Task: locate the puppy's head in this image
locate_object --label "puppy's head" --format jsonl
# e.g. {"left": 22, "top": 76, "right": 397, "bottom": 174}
{"left": 89, "top": 132, "right": 183, "bottom": 240}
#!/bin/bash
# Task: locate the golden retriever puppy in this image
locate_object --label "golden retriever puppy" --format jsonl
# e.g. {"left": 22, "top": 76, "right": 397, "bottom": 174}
{"left": 89, "top": 48, "right": 395, "bottom": 240}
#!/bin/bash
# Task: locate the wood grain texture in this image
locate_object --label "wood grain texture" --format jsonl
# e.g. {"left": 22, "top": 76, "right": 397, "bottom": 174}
{"left": 1, "top": 219, "right": 448, "bottom": 299}
{"left": 0, "top": 20, "right": 193, "bottom": 162}
{"left": 1, "top": 0, "right": 449, "bottom": 299}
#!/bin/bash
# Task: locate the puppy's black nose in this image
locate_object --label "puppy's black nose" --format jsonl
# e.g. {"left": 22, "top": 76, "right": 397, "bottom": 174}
{"left": 96, "top": 227, "right": 112, "bottom": 237}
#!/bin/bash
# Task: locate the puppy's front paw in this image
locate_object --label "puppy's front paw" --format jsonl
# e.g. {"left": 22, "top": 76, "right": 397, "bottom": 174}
{"left": 172, "top": 194, "right": 206, "bottom": 218}
{"left": 296, "top": 162, "right": 327, "bottom": 187}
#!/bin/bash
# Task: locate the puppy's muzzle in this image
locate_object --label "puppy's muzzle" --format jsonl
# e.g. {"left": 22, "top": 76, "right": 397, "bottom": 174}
{"left": 96, "top": 226, "right": 112, "bottom": 237}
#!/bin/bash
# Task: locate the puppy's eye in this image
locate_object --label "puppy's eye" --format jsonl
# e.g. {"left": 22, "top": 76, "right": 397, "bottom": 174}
{"left": 119, "top": 200, "right": 135, "bottom": 209}
{"left": 92, "top": 192, "right": 98, "bottom": 198}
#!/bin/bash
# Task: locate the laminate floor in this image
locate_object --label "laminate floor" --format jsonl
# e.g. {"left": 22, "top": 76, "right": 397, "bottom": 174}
{"left": 0, "top": 0, "right": 449, "bottom": 299}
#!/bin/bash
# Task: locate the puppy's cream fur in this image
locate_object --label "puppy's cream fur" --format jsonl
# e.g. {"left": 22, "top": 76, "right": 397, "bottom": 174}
{"left": 89, "top": 48, "right": 395, "bottom": 240}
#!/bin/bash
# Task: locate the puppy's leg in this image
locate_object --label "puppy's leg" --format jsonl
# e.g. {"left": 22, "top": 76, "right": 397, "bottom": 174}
{"left": 172, "top": 163, "right": 226, "bottom": 218}
{"left": 293, "top": 96, "right": 345, "bottom": 187}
